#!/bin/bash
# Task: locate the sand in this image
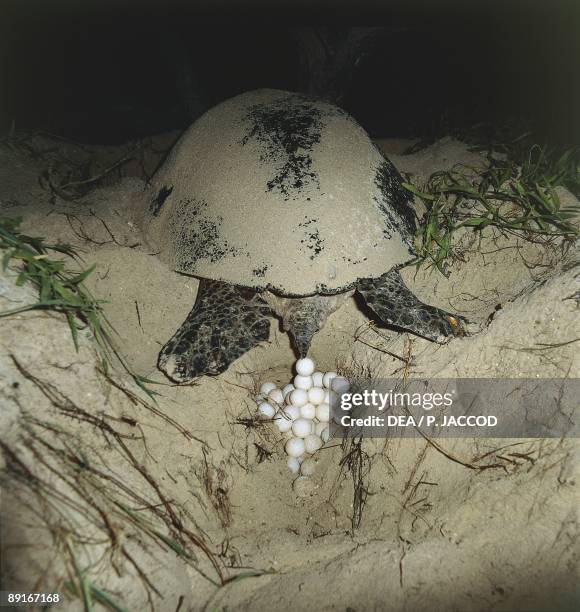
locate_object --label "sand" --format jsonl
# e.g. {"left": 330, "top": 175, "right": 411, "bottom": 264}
{"left": 0, "top": 132, "right": 578, "bottom": 611}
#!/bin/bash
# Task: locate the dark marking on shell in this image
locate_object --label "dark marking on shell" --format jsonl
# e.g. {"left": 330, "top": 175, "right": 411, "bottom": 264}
{"left": 300, "top": 227, "right": 324, "bottom": 260}
{"left": 150, "top": 185, "right": 173, "bottom": 216}
{"left": 170, "top": 198, "right": 244, "bottom": 269}
{"left": 239, "top": 94, "right": 344, "bottom": 201}
{"left": 341, "top": 255, "right": 368, "bottom": 265}
{"left": 372, "top": 157, "right": 416, "bottom": 244}
{"left": 252, "top": 265, "right": 269, "bottom": 278}
{"left": 297, "top": 217, "right": 324, "bottom": 260}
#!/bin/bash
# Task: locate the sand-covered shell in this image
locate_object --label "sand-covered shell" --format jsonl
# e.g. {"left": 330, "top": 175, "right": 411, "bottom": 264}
{"left": 142, "top": 89, "right": 415, "bottom": 296}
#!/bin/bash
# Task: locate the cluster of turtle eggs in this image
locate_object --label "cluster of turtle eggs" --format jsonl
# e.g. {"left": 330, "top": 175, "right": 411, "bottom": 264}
{"left": 255, "top": 357, "right": 350, "bottom": 479}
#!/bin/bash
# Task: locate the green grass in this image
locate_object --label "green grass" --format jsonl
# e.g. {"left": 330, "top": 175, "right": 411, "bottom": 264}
{"left": 65, "top": 577, "right": 129, "bottom": 612}
{"left": 0, "top": 216, "right": 157, "bottom": 397}
{"left": 405, "top": 141, "right": 580, "bottom": 273}
{"left": 0, "top": 216, "right": 106, "bottom": 346}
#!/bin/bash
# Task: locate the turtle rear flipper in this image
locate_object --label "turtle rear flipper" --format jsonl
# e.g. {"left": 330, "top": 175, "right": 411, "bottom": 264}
{"left": 263, "top": 292, "right": 351, "bottom": 358}
{"left": 356, "top": 269, "right": 465, "bottom": 343}
{"left": 282, "top": 295, "right": 347, "bottom": 357}
{"left": 158, "top": 279, "right": 272, "bottom": 383}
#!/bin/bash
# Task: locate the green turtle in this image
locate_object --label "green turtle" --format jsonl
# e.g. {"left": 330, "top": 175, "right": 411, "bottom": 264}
{"left": 138, "top": 89, "right": 463, "bottom": 383}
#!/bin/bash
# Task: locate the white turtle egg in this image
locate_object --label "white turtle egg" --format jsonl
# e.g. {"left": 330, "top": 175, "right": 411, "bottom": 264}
{"left": 267, "top": 388, "right": 284, "bottom": 405}
{"left": 285, "top": 437, "right": 306, "bottom": 458}
{"left": 300, "top": 457, "right": 316, "bottom": 476}
{"left": 287, "top": 456, "right": 301, "bottom": 474}
{"left": 315, "top": 422, "right": 330, "bottom": 442}
{"left": 312, "top": 371, "right": 324, "bottom": 387}
{"left": 260, "top": 382, "right": 277, "bottom": 395}
{"left": 289, "top": 389, "right": 308, "bottom": 407}
{"left": 294, "top": 375, "right": 313, "bottom": 390}
{"left": 274, "top": 414, "right": 293, "bottom": 433}
{"left": 257, "top": 402, "right": 276, "bottom": 419}
{"left": 308, "top": 386, "right": 325, "bottom": 405}
{"left": 300, "top": 402, "right": 316, "bottom": 419}
{"left": 295, "top": 357, "right": 315, "bottom": 376}
{"left": 304, "top": 434, "right": 323, "bottom": 454}
{"left": 282, "top": 384, "right": 295, "bottom": 398}
{"left": 292, "top": 418, "right": 314, "bottom": 438}
{"left": 279, "top": 405, "right": 300, "bottom": 421}
{"left": 331, "top": 376, "right": 350, "bottom": 394}
{"left": 323, "top": 371, "right": 338, "bottom": 388}
{"left": 316, "top": 402, "right": 330, "bottom": 422}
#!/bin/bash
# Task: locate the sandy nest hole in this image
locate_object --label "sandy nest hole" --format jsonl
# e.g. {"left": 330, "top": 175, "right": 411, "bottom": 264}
{"left": 0, "top": 133, "right": 578, "bottom": 611}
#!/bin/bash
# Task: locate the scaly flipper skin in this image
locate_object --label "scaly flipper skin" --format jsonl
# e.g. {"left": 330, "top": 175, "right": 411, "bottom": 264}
{"left": 356, "top": 269, "right": 464, "bottom": 343}
{"left": 282, "top": 297, "right": 335, "bottom": 357}
{"left": 158, "top": 279, "right": 272, "bottom": 382}
{"left": 263, "top": 292, "right": 351, "bottom": 358}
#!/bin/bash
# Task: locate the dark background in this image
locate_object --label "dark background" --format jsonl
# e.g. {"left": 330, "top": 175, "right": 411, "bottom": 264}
{"left": 2, "top": 0, "right": 578, "bottom": 145}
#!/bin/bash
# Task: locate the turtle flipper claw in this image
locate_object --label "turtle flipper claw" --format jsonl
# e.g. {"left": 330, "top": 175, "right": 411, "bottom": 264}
{"left": 357, "top": 269, "right": 466, "bottom": 343}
